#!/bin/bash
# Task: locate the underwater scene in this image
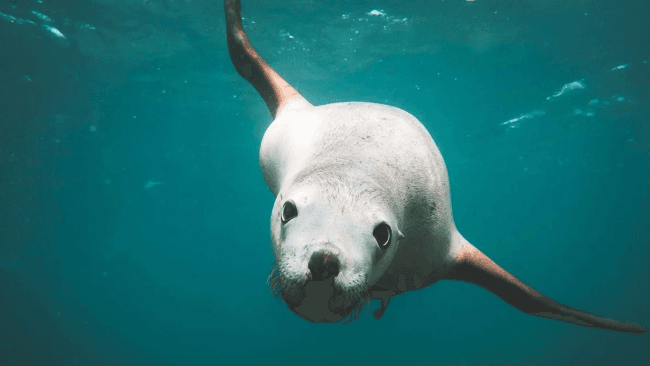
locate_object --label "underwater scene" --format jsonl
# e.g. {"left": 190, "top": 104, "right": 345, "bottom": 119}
{"left": 1, "top": 0, "right": 648, "bottom": 365}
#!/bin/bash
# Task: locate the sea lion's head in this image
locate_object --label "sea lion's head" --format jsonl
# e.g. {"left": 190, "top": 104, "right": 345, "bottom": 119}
{"left": 268, "top": 170, "right": 403, "bottom": 322}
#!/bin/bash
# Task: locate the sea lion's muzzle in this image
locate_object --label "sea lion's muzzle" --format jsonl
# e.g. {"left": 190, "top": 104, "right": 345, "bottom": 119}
{"left": 277, "top": 248, "right": 369, "bottom": 323}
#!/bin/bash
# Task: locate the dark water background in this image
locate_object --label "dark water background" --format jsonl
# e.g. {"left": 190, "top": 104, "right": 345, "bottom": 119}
{"left": 1, "top": 0, "right": 648, "bottom": 365}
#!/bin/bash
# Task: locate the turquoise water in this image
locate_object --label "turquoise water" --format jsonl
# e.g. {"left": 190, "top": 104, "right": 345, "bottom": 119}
{"left": 1, "top": 0, "right": 648, "bottom": 365}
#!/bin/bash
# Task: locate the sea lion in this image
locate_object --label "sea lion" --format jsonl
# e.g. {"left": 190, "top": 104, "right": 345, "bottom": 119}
{"left": 224, "top": 0, "right": 645, "bottom": 332}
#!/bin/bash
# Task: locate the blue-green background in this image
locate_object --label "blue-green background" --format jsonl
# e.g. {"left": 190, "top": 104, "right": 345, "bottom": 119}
{"left": 1, "top": 0, "right": 648, "bottom": 365}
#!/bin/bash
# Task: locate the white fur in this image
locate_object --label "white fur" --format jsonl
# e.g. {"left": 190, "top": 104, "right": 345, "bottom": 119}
{"left": 261, "top": 96, "right": 460, "bottom": 321}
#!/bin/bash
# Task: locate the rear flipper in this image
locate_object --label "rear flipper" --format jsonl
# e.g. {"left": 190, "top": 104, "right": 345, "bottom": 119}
{"left": 446, "top": 236, "right": 646, "bottom": 333}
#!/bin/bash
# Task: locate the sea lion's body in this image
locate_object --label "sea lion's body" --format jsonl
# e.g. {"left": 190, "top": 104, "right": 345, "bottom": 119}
{"left": 224, "top": 0, "right": 646, "bottom": 332}
{"left": 261, "top": 98, "right": 455, "bottom": 294}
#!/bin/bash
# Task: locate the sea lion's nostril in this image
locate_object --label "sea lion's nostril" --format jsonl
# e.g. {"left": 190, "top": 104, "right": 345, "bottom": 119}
{"left": 308, "top": 251, "right": 340, "bottom": 280}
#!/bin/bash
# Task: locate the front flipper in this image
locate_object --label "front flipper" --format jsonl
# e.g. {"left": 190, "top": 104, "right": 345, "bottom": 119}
{"left": 224, "top": 0, "right": 301, "bottom": 118}
{"left": 370, "top": 285, "right": 395, "bottom": 320}
{"left": 446, "top": 237, "right": 646, "bottom": 333}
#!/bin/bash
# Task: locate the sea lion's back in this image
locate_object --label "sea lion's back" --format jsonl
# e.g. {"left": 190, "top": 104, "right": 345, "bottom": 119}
{"left": 260, "top": 99, "right": 450, "bottom": 213}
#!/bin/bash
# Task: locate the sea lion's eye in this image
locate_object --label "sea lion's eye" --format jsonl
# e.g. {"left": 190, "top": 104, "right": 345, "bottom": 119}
{"left": 281, "top": 200, "right": 298, "bottom": 223}
{"left": 373, "top": 222, "right": 392, "bottom": 249}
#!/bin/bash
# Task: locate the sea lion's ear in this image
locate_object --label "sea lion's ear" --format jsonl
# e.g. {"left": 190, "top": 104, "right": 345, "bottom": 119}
{"left": 445, "top": 237, "right": 646, "bottom": 333}
{"left": 225, "top": 0, "right": 307, "bottom": 118}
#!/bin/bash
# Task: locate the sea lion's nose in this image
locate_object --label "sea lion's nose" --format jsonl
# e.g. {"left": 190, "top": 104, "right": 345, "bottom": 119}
{"left": 308, "top": 251, "right": 340, "bottom": 280}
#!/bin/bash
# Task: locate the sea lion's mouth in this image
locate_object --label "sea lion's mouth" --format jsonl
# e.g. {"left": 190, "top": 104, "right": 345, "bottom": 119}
{"left": 284, "top": 280, "right": 367, "bottom": 323}
{"left": 268, "top": 264, "right": 370, "bottom": 323}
